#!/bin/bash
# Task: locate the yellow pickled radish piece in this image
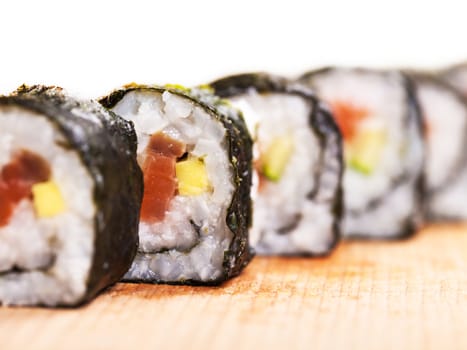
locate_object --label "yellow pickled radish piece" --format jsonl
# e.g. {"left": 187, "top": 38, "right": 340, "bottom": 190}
{"left": 261, "top": 135, "right": 294, "bottom": 181}
{"left": 32, "top": 181, "right": 66, "bottom": 218}
{"left": 347, "top": 129, "right": 386, "bottom": 175}
{"left": 176, "top": 158, "right": 209, "bottom": 196}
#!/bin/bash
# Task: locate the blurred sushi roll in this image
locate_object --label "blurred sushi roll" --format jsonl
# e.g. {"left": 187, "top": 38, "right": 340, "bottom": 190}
{"left": 300, "top": 68, "right": 425, "bottom": 239}
{"left": 409, "top": 73, "right": 467, "bottom": 221}
{"left": 0, "top": 85, "right": 142, "bottom": 307}
{"left": 100, "top": 84, "right": 253, "bottom": 284}
{"left": 210, "top": 73, "right": 343, "bottom": 255}
{"left": 439, "top": 62, "right": 467, "bottom": 98}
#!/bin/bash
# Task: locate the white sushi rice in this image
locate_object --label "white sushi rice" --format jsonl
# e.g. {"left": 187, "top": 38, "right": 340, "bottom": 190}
{"left": 229, "top": 91, "right": 336, "bottom": 254}
{"left": 415, "top": 80, "right": 467, "bottom": 220}
{"left": 0, "top": 107, "right": 95, "bottom": 306}
{"left": 418, "top": 84, "right": 467, "bottom": 190}
{"left": 111, "top": 90, "right": 234, "bottom": 282}
{"left": 307, "top": 69, "right": 424, "bottom": 237}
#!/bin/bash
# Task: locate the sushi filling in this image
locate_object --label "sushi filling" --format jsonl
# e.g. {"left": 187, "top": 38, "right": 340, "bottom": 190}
{"left": 111, "top": 90, "right": 234, "bottom": 281}
{"left": 229, "top": 92, "right": 336, "bottom": 254}
{"left": 320, "top": 77, "right": 408, "bottom": 212}
{"left": 0, "top": 108, "right": 95, "bottom": 306}
{"left": 304, "top": 70, "right": 424, "bottom": 237}
{"left": 0, "top": 150, "right": 53, "bottom": 228}
{"left": 139, "top": 132, "right": 187, "bottom": 223}
{"left": 330, "top": 101, "right": 386, "bottom": 176}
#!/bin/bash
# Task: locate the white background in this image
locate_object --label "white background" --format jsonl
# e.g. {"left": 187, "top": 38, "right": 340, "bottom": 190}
{"left": 1, "top": 0, "right": 466, "bottom": 98}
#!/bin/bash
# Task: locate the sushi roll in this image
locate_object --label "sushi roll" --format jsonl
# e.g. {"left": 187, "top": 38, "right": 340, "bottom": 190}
{"left": 439, "top": 62, "right": 467, "bottom": 98}
{"left": 0, "top": 85, "right": 142, "bottom": 307}
{"left": 300, "top": 68, "right": 425, "bottom": 239}
{"left": 210, "top": 73, "right": 343, "bottom": 255}
{"left": 409, "top": 73, "right": 467, "bottom": 221}
{"left": 100, "top": 84, "right": 253, "bottom": 284}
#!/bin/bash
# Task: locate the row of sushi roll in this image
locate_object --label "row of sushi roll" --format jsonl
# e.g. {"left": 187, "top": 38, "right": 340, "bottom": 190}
{"left": 0, "top": 84, "right": 255, "bottom": 306}
{"left": 1, "top": 61, "right": 467, "bottom": 307}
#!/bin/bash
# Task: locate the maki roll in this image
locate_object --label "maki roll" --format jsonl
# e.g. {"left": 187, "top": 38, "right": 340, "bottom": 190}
{"left": 0, "top": 85, "right": 142, "bottom": 306}
{"left": 409, "top": 73, "right": 467, "bottom": 221}
{"left": 439, "top": 62, "right": 467, "bottom": 98}
{"left": 210, "top": 73, "right": 343, "bottom": 255}
{"left": 100, "top": 84, "right": 253, "bottom": 284}
{"left": 300, "top": 68, "right": 424, "bottom": 239}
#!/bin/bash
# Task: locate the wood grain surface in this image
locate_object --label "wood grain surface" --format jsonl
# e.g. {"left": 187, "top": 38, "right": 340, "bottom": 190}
{"left": 2, "top": 225, "right": 467, "bottom": 350}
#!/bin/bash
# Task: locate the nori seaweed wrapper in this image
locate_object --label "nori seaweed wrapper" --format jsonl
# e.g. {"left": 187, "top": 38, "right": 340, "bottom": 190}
{"left": 100, "top": 84, "right": 254, "bottom": 284}
{"left": 210, "top": 73, "right": 343, "bottom": 254}
{"left": 299, "top": 68, "right": 425, "bottom": 239}
{"left": 0, "top": 85, "right": 143, "bottom": 306}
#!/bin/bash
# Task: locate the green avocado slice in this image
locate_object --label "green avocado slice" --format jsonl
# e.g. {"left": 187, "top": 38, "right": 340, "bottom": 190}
{"left": 347, "top": 129, "right": 386, "bottom": 175}
{"left": 261, "top": 135, "right": 294, "bottom": 181}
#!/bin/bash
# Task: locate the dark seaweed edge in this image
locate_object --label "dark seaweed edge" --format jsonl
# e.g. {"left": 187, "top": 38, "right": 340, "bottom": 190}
{"left": 210, "top": 72, "right": 344, "bottom": 256}
{"left": 313, "top": 104, "right": 344, "bottom": 252}
{"left": 299, "top": 68, "right": 425, "bottom": 239}
{"left": 99, "top": 84, "right": 253, "bottom": 285}
{"left": 0, "top": 85, "right": 143, "bottom": 307}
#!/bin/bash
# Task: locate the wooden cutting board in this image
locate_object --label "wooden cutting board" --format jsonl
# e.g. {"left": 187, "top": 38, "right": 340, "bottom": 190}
{"left": 2, "top": 225, "right": 467, "bottom": 350}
